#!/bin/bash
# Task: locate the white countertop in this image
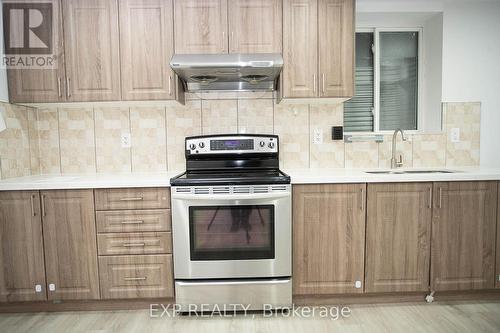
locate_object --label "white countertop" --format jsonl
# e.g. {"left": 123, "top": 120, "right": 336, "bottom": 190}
{"left": 1, "top": 168, "right": 500, "bottom": 191}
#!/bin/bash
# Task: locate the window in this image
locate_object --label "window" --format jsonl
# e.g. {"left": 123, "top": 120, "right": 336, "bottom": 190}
{"left": 344, "top": 29, "right": 421, "bottom": 133}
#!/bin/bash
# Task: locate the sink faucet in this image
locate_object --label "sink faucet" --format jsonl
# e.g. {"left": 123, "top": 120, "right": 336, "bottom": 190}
{"left": 391, "top": 129, "right": 406, "bottom": 169}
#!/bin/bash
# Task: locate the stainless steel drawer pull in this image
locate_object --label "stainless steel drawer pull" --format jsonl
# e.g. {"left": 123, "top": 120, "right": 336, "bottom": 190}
{"left": 124, "top": 277, "right": 147, "bottom": 281}
{"left": 57, "top": 77, "right": 62, "bottom": 97}
{"left": 30, "top": 194, "right": 36, "bottom": 216}
{"left": 122, "top": 243, "right": 146, "bottom": 247}
{"left": 119, "top": 197, "right": 144, "bottom": 201}
{"left": 41, "top": 194, "right": 46, "bottom": 217}
{"left": 120, "top": 220, "right": 144, "bottom": 225}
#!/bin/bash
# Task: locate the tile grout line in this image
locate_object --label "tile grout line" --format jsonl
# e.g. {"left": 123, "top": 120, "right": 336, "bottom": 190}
{"left": 56, "top": 107, "right": 62, "bottom": 174}
{"left": 92, "top": 106, "right": 97, "bottom": 173}
{"left": 128, "top": 107, "right": 133, "bottom": 172}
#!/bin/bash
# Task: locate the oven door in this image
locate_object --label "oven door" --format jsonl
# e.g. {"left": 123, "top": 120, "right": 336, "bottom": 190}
{"left": 171, "top": 186, "right": 291, "bottom": 279}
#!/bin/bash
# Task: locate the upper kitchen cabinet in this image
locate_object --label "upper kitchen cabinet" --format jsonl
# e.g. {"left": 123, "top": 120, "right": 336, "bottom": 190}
{"left": 6, "top": 0, "right": 66, "bottom": 103}
{"left": 228, "top": 0, "right": 282, "bottom": 53}
{"left": 365, "top": 183, "right": 432, "bottom": 293}
{"left": 283, "top": 0, "right": 354, "bottom": 98}
{"left": 0, "top": 191, "right": 47, "bottom": 302}
{"left": 293, "top": 184, "right": 366, "bottom": 295}
{"left": 431, "top": 181, "right": 498, "bottom": 291}
{"left": 62, "top": 0, "right": 121, "bottom": 101}
{"left": 282, "top": 0, "right": 318, "bottom": 98}
{"left": 41, "top": 190, "right": 99, "bottom": 300}
{"left": 174, "top": 0, "right": 228, "bottom": 54}
{"left": 119, "top": 0, "right": 175, "bottom": 100}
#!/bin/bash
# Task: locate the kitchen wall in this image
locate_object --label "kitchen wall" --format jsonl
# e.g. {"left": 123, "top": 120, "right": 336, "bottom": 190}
{"left": 0, "top": 96, "right": 481, "bottom": 179}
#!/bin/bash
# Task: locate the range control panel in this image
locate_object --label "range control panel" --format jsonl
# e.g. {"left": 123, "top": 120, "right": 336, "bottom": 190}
{"left": 186, "top": 135, "right": 278, "bottom": 155}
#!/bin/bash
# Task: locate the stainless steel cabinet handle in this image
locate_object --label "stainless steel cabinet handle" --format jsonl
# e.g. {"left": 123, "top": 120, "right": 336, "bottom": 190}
{"left": 322, "top": 73, "right": 326, "bottom": 94}
{"left": 313, "top": 74, "right": 316, "bottom": 94}
{"left": 120, "top": 220, "right": 144, "bottom": 225}
{"left": 57, "top": 77, "right": 62, "bottom": 97}
{"left": 124, "top": 277, "right": 147, "bottom": 281}
{"left": 30, "top": 194, "right": 36, "bottom": 216}
{"left": 119, "top": 197, "right": 143, "bottom": 201}
{"left": 41, "top": 194, "right": 46, "bottom": 217}
{"left": 168, "top": 75, "right": 172, "bottom": 96}
{"left": 438, "top": 187, "right": 442, "bottom": 208}
{"left": 428, "top": 187, "right": 432, "bottom": 209}
{"left": 122, "top": 243, "right": 146, "bottom": 247}
{"left": 360, "top": 187, "right": 364, "bottom": 211}
{"left": 66, "top": 78, "right": 71, "bottom": 98}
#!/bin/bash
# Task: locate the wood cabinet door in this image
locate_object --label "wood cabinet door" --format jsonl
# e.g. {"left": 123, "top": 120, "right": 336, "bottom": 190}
{"left": 41, "top": 190, "right": 99, "bottom": 300}
{"left": 119, "top": 0, "right": 175, "bottom": 100}
{"left": 318, "top": 0, "right": 354, "bottom": 98}
{"left": 228, "top": 0, "right": 282, "bottom": 53}
{"left": 6, "top": 0, "right": 66, "bottom": 103}
{"left": 62, "top": 0, "right": 121, "bottom": 101}
{"left": 431, "top": 181, "right": 498, "bottom": 291}
{"left": 293, "top": 184, "right": 366, "bottom": 295}
{"left": 0, "top": 191, "right": 46, "bottom": 302}
{"left": 497, "top": 183, "right": 500, "bottom": 289}
{"left": 174, "top": 0, "right": 228, "bottom": 54}
{"left": 282, "top": 0, "right": 318, "bottom": 98}
{"left": 365, "top": 183, "right": 432, "bottom": 292}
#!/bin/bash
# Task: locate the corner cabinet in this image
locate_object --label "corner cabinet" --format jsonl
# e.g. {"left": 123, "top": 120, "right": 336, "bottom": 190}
{"left": 431, "top": 181, "right": 498, "bottom": 291}
{"left": 293, "top": 184, "right": 366, "bottom": 295}
{"left": 0, "top": 191, "right": 47, "bottom": 302}
{"left": 6, "top": 0, "right": 66, "bottom": 103}
{"left": 283, "top": 0, "right": 354, "bottom": 98}
{"left": 41, "top": 190, "right": 100, "bottom": 300}
{"left": 365, "top": 183, "right": 432, "bottom": 292}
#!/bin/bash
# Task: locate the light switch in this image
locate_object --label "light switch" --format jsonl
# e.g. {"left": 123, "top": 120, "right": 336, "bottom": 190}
{"left": 35, "top": 284, "right": 42, "bottom": 293}
{"left": 49, "top": 283, "right": 56, "bottom": 291}
{"left": 450, "top": 128, "right": 460, "bottom": 143}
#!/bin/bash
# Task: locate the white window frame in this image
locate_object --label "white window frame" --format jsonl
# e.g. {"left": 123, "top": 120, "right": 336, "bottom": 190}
{"left": 346, "top": 27, "right": 424, "bottom": 135}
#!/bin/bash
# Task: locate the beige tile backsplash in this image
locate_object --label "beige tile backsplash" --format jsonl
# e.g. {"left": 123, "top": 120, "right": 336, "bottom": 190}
{"left": 0, "top": 99, "right": 482, "bottom": 179}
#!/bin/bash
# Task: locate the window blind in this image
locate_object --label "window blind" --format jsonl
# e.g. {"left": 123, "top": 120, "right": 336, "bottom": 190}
{"left": 344, "top": 33, "right": 374, "bottom": 132}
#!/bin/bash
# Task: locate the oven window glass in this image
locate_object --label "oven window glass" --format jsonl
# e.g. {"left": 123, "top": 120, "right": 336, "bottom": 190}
{"left": 189, "top": 205, "right": 275, "bottom": 260}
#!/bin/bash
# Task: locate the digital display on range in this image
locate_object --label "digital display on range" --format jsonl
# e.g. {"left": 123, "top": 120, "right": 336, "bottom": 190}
{"left": 210, "top": 139, "right": 254, "bottom": 151}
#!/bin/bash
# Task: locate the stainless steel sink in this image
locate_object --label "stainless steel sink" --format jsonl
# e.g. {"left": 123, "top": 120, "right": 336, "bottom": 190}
{"left": 365, "top": 170, "right": 459, "bottom": 175}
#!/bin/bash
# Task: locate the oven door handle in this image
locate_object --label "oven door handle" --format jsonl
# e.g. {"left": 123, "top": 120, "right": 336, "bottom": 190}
{"left": 172, "top": 192, "right": 290, "bottom": 201}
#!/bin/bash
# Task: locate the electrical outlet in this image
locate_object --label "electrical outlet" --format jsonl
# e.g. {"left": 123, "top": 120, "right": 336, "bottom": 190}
{"left": 121, "top": 132, "right": 131, "bottom": 148}
{"left": 313, "top": 128, "right": 323, "bottom": 145}
{"left": 450, "top": 128, "right": 460, "bottom": 143}
{"left": 35, "top": 284, "right": 42, "bottom": 293}
{"left": 355, "top": 280, "right": 362, "bottom": 289}
{"left": 49, "top": 283, "right": 56, "bottom": 291}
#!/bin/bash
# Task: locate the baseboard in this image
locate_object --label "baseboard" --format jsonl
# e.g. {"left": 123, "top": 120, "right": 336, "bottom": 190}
{"left": 293, "top": 290, "right": 500, "bottom": 306}
{"left": 1, "top": 290, "right": 499, "bottom": 314}
{"left": 0, "top": 298, "right": 174, "bottom": 313}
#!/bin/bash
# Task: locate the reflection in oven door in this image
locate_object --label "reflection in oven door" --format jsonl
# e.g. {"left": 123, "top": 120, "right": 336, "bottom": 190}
{"left": 189, "top": 205, "right": 275, "bottom": 260}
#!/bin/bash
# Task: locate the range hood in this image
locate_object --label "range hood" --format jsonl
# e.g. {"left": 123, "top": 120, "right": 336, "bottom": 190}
{"left": 170, "top": 53, "right": 283, "bottom": 92}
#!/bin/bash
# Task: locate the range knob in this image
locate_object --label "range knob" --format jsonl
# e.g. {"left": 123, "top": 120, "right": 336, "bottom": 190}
{"left": 199, "top": 142, "right": 205, "bottom": 148}
{"left": 268, "top": 142, "right": 275, "bottom": 149}
{"left": 189, "top": 143, "right": 196, "bottom": 150}
{"left": 259, "top": 141, "right": 266, "bottom": 147}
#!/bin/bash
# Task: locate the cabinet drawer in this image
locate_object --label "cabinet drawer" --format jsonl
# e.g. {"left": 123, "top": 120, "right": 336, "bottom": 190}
{"left": 96, "top": 209, "right": 171, "bottom": 233}
{"left": 98, "top": 255, "right": 174, "bottom": 299}
{"left": 98, "top": 232, "right": 172, "bottom": 255}
{"left": 95, "top": 188, "right": 170, "bottom": 210}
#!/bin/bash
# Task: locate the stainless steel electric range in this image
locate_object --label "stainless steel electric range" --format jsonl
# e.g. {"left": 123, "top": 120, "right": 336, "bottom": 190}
{"left": 170, "top": 134, "right": 292, "bottom": 312}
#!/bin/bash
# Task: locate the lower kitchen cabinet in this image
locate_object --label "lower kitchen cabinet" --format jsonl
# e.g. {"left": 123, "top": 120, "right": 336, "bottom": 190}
{"left": 0, "top": 191, "right": 47, "bottom": 302}
{"left": 98, "top": 255, "right": 174, "bottom": 299}
{"left": 41, "top": 190, "right": 100, "bottom": 300}
{"left": 431, "top": 181, "right": 498, "bottom": 291}
{"left": 365, "top": 183, "right": 432, "bottom": 292}
{"left": 496, "top": 183, "right": 500, "bottom": 289}
{"left": 293, "top": 184, "right": 366, "bottom": 295}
